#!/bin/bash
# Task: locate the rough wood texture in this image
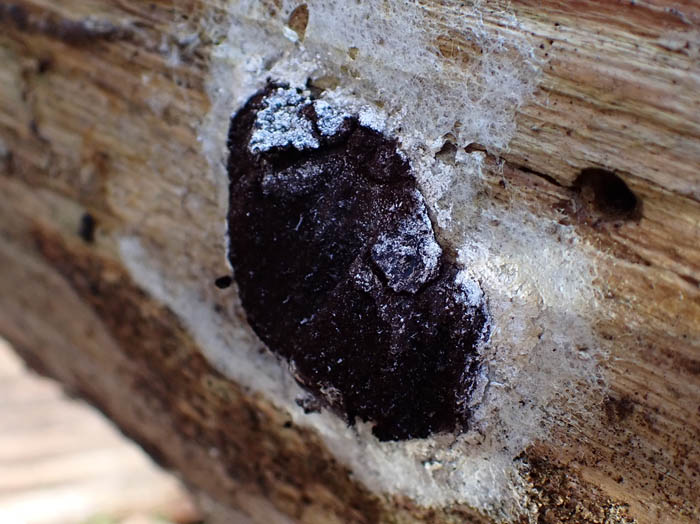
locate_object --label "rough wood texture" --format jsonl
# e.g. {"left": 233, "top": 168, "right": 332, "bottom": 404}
{"left": 0, "top": 1, "right": 698, "bottom": 523}
{"left": 0, "top": 339, "right": 199, "bottom": 524}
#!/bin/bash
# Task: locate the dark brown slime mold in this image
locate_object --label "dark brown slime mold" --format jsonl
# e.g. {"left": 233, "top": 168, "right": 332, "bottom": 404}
{"left": 226, "top": 83, "right": 489, "bottom": 441}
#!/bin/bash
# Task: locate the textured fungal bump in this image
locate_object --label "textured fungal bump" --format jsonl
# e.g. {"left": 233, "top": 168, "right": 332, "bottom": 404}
{"left": 370, "top": 199, "right": 442, "bottom": 294}
{"left": 227, "top": 83, "right": 490, "bottom": 441}
{"left": 248, "top": 86, "right": 319, "bottom": 153}
{"left": 313, "top": 100, "right": 349, "bottom": 137}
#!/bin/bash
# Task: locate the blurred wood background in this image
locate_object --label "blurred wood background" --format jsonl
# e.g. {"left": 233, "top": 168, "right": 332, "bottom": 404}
{"left": 0, "top": 1, "right": 698, "bottom": 523}
{"left": 0, "top": 338, "right": 200, "bottom": 524}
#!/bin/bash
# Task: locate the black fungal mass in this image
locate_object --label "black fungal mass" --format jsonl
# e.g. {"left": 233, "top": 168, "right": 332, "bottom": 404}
{"left": 226, "top": 83, "right": 489, "bottom": 441}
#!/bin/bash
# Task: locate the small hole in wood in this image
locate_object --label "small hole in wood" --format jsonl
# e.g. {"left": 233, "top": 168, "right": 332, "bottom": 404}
{"left": 573, "top": 168, "right": 640, "bottom": 222}
{"left": 78, "top": 213, "right": 96, "bottom": 243}
{"left": 214, "top": 275, "right": 233, "bottom": 289}
{"left": 435, "top": 140, "right": 457, "bottom": 165}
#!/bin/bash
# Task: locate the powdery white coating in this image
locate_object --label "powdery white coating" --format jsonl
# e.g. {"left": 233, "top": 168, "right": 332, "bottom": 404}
{"left": 313, "top": 100, "right": 349, "bottom": 136}
{"left": 371, "top": 194, "right": 442, "bottom": 294}
{"left": 119, "top": 235, "right": 500, "bottom": 512}
{"left": 358, "top": 108, "right": 387, "bottom": 133}
{"left": 417, "top": 147, "right": 486, "bottom": 228}
{"left": 413, "top": 148, "right": 606, "bottom": 507}
{"left": 455, "top": 270, "right": 485, "bottom": 308}
{"left": 261, "top": 159, "right": 325, "bottom": 199}
{"left": 182, "top": 1, "right": 606, "bottom": 521}
{"left": 200, "top": 0, "right": 541, "bottom": 174}
{"left": 249, "top": 87, "right": 319, "bottom": 153}
{"left": 352, "top": 265, "right": 380, "bottom": 294}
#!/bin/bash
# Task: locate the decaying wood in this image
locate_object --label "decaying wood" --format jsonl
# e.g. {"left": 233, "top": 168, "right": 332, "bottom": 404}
{"left": 0, "top": 340, "right": 200, "bottom": 524}
{"left": 0, "top": 1, "right": 698, "bottom": 523}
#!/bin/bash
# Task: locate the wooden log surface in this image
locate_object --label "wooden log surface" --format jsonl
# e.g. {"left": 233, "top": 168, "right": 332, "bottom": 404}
{"left": 0, "top": 1, "right": 698, "bottom": 523}
{"left": 0, "top": 338, "right": 199, "bottom": 524}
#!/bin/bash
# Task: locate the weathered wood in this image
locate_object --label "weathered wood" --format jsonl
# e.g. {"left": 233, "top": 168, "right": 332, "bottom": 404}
{"left": 0, "top": 1, "right": 698, "bottom": 523}
{"left": 0, "top": 339, "right": 200, "bottom": 524}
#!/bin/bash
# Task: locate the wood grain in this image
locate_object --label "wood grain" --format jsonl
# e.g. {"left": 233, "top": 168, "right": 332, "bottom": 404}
{"left": 0, "top": 0, "right": 698, "bottom": 522}
{"left": 0, "top": 339, "right": 199, "bottom": 524}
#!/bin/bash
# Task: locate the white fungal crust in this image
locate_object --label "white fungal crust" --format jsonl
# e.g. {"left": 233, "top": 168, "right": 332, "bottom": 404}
{"left": 249, "top": 87, "right": 319, "bottom": 153}
{"left": 371, "top": 194, "right": 442, "bottom": 294}
{"left": 455, "top": 270, "right": 486, "bottom": 308}
{"left": 358, "top": 108, "right": 386, "bottom": 133}
{"left": 313, "top": 100, "right": 349, "bottom": 136}
{"left": 167, "top": 1, "right": 610, "bottom": 521}
{"left": 261, "top": 159, "right": 326, "bottom": 199}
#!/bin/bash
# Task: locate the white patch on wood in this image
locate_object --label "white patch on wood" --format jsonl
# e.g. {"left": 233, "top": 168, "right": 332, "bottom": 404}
{"left": 249, "top": 87, "right": 319, "bottom": 153}
{"left": 313, "top": 100, "right": 349, "bottom": 136}
{"left": 455, "top": 270, "right": 485, "bottom": 308}
{"left": 115, "top": 1, "right": 612, "bottom": 521}
{"left": 371, "top": 193, "right": 442, "bottom": 294}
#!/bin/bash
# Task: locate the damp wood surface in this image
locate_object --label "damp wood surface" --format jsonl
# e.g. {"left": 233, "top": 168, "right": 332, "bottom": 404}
{"left": 0, "top": 1, "right": 698, "bottom": 524}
